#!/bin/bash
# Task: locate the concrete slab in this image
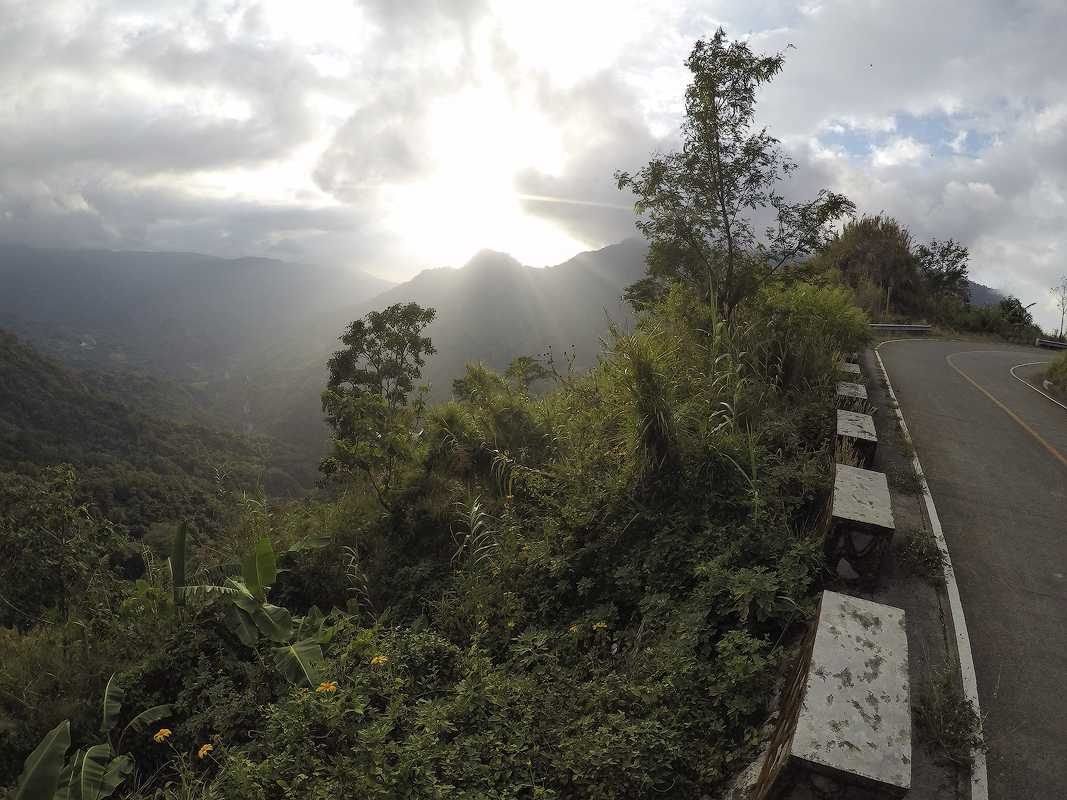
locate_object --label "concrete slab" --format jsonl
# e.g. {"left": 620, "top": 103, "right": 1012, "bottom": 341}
{"left": 791, "top": 592, "right": 911, "bottom": 795}
{"left": 840, "top": 362, "right": 863, "bottom": 377}
{"left": 836, "top": 382, "right": 868, "bottom": 407}
{"left": 750, "top": 592, "right": 912, "bottom": 799}
{"left": 837, "top": 410, "right": 878, "bottom": 468}
{"left": 826, "top": 465, "right": 895, "bottom": 586}
{"left": 832, "top": 465, "right": 894, "bottom": 532}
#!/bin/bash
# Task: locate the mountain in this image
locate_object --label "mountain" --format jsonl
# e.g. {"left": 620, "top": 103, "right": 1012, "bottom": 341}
{"left": 0, "top": 238, "right": 649, "bottom": 459}
{"left": 966, "top": 279, "right": 1003, "bottom": 307}
{"left": 0, "top": 245, "right": 394, "bottom": 379}
{"left": 220, "top": 238, "right": 651, "bottom": 454}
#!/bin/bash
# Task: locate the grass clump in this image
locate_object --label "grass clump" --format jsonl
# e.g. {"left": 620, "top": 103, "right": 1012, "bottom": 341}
{"left": 887, "top": 464, "right": 925, "bottom": 495}
{"left": 914, "top": 664, "right": 985, "bottom": 772}
{"left": 898, "top": 526, "right": 946, "bottom": 588}
{"left": 1046, "top": 351, "right": 1067, "bottom": 393}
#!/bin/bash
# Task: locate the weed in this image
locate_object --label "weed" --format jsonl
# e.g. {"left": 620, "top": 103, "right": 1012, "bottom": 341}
{"left": 914, "top": 664, "right": 985, "bottom": 772}
{"left": 887, "top": 464, "right": 925, "bottom": 495}
{"left": 897, "top": 527, "right": 946, "bottom": 588}
{"left": 896, "top": 433, "right": 916, "bottom": 461}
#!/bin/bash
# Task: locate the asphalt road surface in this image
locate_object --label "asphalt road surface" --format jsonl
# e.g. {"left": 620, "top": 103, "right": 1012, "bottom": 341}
{"left": 878, "top": 339, "right": 1067, "bottom": 799}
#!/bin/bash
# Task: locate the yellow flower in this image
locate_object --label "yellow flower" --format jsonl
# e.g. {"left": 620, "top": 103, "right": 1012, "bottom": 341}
{"left": 316, "top": 681, "right": 338, "bottom": 693}
{"left": 593, "top": 622, "right": 607, "bottom": 630}
{"left": 508, "top": 621, "right": 515, "bottom": 627}
{"left": 153, "top": 728, "right": 171, "bottom": 743}
{"left": 198, "top": 744, "right": 213, "bottom": 759}
{"left": 371, "top": 654, "right": 388, "bottom": 665}
{"left": 569, "top": 626, "right": 578, "bottom": 633}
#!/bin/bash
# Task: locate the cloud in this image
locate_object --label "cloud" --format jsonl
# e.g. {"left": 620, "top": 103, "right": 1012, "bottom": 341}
{"left": 512, "top": 71, "right": 665, "bottom": 248}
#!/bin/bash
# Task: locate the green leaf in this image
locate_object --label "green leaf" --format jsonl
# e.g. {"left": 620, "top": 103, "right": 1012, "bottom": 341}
{"left": 116, "top": 705, "right": 172, "bottom": 755}
{"left": 10, "top": 720, "right": 70, "bottom": 800}
{"left": 96, "top": 756, "right": 133, "bottom": 800}
{"left": 242, "top": 537, "right": 276, "bottom": 602}
{"left": 232, "top": 594, "right": 292, "bottom": 643}
{"left": 273, "top": 639, "right": 324, "bottom": 688}
{"left": 100, "top": 675, "right": 124, "bottom": 736}
{"left": 66, "top": 744, "right": 130, "bottom": 800}
{"left": 252, "top": 603, "right": 293, "bottom": 643}
{"left": 225, "top": 603, "right": 259, "bottom": 647}
{"left": 169, "top": 521, "right": 188, "bottom": 608}
{"left": 124, "top": 704, "right": 172, "bottom": 734}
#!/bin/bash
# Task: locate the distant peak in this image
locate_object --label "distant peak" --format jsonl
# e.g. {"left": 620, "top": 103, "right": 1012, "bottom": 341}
{"left": 462, "top": 249, "right": 525, "bottom": 271}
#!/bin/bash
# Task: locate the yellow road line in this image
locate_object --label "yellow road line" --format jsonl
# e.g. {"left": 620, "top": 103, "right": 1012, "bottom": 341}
{"left": 946, "top": 353, "right": 1067, "bottom": 470}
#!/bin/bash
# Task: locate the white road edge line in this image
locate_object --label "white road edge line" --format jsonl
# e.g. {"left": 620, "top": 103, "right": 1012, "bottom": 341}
{"left": 1009, "top": 361, "right": 1067, "bottom": 411}
{"left": 874, "top": 342, "right": 988, "bottom": 800}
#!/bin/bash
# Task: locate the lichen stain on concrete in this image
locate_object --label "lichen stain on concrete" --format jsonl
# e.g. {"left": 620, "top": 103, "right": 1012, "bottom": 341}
{"left": 861, "top": 654, "right": 884, "bottom": 681}
{"left": 845, "top": 606, "right": 882, "bottom": 632}
{"left": 849, "top": 697, "right": 882, "bottom": 731}
{"left": 834, "top": 667, "right": 855, "bottom": 688}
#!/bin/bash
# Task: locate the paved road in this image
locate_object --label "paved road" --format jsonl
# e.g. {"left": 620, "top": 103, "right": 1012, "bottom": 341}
{"left": 878, "top": 340, "right": 1067, "bottom": 799}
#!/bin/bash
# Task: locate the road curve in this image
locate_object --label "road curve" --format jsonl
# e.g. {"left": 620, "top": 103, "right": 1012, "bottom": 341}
{"left": 878, "top": 340, "right": 1067, "bottom": 799}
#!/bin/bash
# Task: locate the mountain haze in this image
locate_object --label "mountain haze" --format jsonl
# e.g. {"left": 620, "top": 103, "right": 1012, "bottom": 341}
{"left": 222, "top": 238, "right": 651, "bottom": 453}
{"left": 0, "top": 245, "right": 394, "bottom": 378}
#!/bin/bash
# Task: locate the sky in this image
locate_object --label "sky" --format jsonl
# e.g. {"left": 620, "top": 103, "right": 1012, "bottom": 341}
{"left": 2, "top": 0, "right": 1067, "bottom": 330}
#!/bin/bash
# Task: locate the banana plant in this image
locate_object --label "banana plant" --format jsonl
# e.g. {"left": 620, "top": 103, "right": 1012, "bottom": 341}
{"left": 9, "top": 676, "right": 170, "bottom": 800}
{"left": 167, "top": 525, "right": 333, "bottom": 688}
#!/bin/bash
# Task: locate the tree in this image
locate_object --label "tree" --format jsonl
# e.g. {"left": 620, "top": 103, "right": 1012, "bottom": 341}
{"left": 816, "top": 214, "right": 924, "bottom": 316}
{"left": 916, "top": 238, "right": 970, "bottom": 304}
{"left": 325, "top": 303, "right": 437, "bottom": 415}
{"left": 320, "top": 303, "right": 436, "bottom": 509}
{"left": 1051, "top": 276, "right": 1067, "bottom": 338}
{"left": 616, "top": 29, "right": 854, "bottom": 316}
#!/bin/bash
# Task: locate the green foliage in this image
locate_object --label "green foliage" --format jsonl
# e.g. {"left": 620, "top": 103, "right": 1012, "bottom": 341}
{"left": 616, "top": 29, "right": 853, "bottom": 315}
{"left": 898, "top": 527, "right": 946, "bottom": 588}
{"left": 916, "top": 238, "right": 970, "bottom": 304}
{"left": 815, "top": 214, "right": 924, "bottom": 317}
{"left": 0, "top": 465, "right": 128, "bottom": 629}
{"left": 914, "top": 664, "right": 985, "bottom": 772}
{"left": 9, "top": 721, "right": 70, "bottom": 800}
{"left": 321, "top": 303, "right": 437, "bottom": 510}
{"left": 0, "top": 328, "right": 313, "bottom": 541}
{"left": 325, "top": 302, "right": 437, "bottom": 414}
{"left": 7, "top": 676, "right": 170, "bottom": 800}
{"left": 1046, "top": 351, "right": 1067, "bottom": 393}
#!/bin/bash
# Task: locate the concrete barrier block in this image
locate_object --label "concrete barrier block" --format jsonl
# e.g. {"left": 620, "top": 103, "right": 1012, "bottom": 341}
{"left": 826, "top": 464, "right": 895, "bottom": 586}
{"left": 836, "top": 409, "right": 878, "bottom": 468}
{"left": 752, "top": 591, "right": 911, "bottom": 799}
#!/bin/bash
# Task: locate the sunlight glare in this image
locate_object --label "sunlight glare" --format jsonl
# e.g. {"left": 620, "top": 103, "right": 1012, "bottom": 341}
{"left": 382, "top": 83, "right": 588, "bottom": 267}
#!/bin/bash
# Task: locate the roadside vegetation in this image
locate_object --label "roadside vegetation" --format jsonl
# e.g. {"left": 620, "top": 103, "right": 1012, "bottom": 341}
{"left": 1046, "top": 350, "right": 1067, "bottom": 393}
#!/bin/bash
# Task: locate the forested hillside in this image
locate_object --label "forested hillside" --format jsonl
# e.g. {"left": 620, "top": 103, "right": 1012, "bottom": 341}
{"left": 0, "top": 328, "right": 314, "bottom": 542}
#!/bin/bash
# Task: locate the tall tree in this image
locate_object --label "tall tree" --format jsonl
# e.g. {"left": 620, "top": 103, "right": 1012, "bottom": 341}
{"left": 616, "top": 29, "right": 854, "bottom": 316}
{"left": 320, "top": 303, "right": 436, "bottom": 509}
{"left": 1051, "top": 276, "right": 1067, "bottom": 338}
{"left": 916, "top": 237, "right": 971, "bottom": 304}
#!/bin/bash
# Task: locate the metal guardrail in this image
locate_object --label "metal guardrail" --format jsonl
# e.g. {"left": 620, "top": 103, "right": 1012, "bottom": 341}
{"left": 1035, "top": 338, "right": 1067, "bottom": 350}
{"left": 869, "top": 323, "right": 932, "bottom": 333}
